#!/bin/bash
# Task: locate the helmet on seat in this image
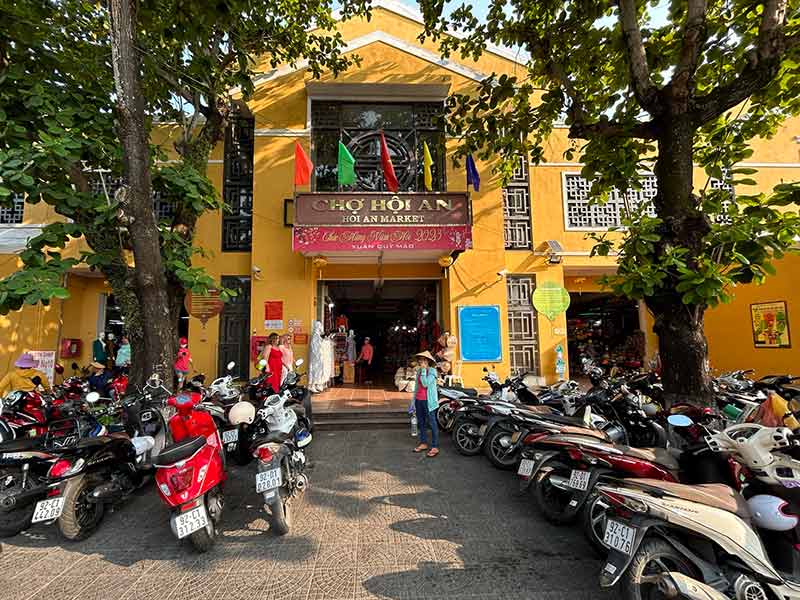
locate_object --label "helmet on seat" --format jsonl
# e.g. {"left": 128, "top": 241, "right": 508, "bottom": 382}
{"left": 228, "top": 401, "right": 256, "bottom": 425}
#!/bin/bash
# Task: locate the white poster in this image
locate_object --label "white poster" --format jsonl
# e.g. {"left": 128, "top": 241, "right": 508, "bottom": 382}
{"left": 29, "top": 350, "right": 56, "bottom": 386}
{"left": 264, "top": 320, "right": 284, "bottom": 331}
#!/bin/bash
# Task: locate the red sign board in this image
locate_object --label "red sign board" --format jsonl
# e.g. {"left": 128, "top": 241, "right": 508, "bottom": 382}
{"left": 293, "top": 333, "right": 309, "bottom": 345}
{"left": 292, "top": 192, "right": 472, "bottom": 252}
{"left": 264, "top": 301, "right": 283, "bottom": 321}
{"left": 293, "top": 225, "right": 472, "bottom": 252}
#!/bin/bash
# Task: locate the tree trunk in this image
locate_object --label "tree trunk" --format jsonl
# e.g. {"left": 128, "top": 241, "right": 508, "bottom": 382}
{"left": 650, "top": 115, "right": 714, "bottom": 406}
{"left": 109, "top": 0, "right": 175, "bottom": 386}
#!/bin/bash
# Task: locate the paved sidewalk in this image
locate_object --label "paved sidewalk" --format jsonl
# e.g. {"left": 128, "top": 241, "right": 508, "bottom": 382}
{"left": 0, "top": 431, "right": 612, "bottom": 599}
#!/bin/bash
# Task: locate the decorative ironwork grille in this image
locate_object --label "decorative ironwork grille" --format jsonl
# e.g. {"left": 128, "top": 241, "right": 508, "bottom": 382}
{"left": 506, "top": 276, "right": 539, "bottom": 375}
{"left": 217, "top": 276, "right": 251, "bottom": 378}
{"left": 311, "top": 101, "right": 446, "bottom": 192}
{"left": 222, "top": 115, "right": 255, "bottom": 251}
{"left": 564, "top": 172, "right": 736, "bottom": 230}
{"left": 1, "top": 194, "right": 25, "bottom": 224}
{"left": 563, "top": 173, "right": 657, "bottom": 230}
{"left": 503, "top": 155, "right": 532, "bottom": 249}
{"left": 88, "top": 173, "right": 176, "bottom": 220}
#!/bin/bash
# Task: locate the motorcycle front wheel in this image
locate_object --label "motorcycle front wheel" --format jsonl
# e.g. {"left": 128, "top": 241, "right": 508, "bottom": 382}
{"left": 451, "top": 418, "right": 483, "bottom": 456}
{"left": 483, "top": 427, "right": 520, "bottom": 470}
{"left": 532, "top": 459, "right": 579, "bottom": 525}
{"left": 58, "top": 475, "right": 105, "bottom": 541}
{"left": 0, "top": 469, "right": 35, "bottom": 537}
{"left": 435, "top": 405, "right": 452, "bottom": 432}
{"left": 619, "top": 537, "right": 697, "bottom": 600}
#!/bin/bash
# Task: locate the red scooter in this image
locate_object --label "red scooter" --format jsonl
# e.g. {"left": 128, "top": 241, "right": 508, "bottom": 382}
{"left": 153, "top": 384, "right": 226, "bottom": 552}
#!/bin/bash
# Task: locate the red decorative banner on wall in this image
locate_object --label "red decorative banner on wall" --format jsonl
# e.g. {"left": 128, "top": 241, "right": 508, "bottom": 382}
{"left": 292, "top": 225, "right": 472, "bottom": 252}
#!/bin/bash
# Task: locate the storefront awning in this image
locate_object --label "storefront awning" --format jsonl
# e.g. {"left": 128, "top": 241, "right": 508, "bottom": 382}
{"left": 292, "top": 192, "right": 472, "bottom": 259}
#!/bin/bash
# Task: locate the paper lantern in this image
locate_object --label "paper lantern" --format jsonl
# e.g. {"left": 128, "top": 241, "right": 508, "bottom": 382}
{"left": 184, "top": 290, "right": 224, "bottom": 327}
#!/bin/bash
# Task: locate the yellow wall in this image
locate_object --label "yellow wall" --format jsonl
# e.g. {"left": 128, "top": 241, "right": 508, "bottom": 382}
{"left": 705, "top": 253, "right": 800, "bottom": 377}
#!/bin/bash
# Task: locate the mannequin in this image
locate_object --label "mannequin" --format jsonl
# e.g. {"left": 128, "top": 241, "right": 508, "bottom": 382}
{"left": 308, "top": 320, "right": 326, "bottom": 392}
{"left": 345, "top": 329, "right": 356, "bottom": 362}
{"left": 93, "top": 335, "right": 107, "bottom": 364}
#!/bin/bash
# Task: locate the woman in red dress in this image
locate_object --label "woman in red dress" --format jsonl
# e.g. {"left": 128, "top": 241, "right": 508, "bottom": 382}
{"left": 261, "top": 333, "right": 284, "bottom": 393}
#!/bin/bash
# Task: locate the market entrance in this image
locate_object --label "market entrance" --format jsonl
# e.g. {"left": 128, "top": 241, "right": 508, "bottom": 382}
{"left": 318, "top": 279, "right": 441, "bottom": 391}
{"left": 566, "top": 293, "right": 646, "bottom": 375}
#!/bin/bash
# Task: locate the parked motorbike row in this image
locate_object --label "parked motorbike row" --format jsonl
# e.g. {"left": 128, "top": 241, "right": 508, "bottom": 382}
{"left": 0, "top": 358, "right": 312, "bottom": 552}
{"left": 439, "top": 364, "right": 800, "bottom": 600}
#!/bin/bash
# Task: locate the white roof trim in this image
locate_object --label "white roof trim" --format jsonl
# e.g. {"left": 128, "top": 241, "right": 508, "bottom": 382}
{"left": 334, "top": 0, "right": 527, "bottom": 66}
{"left": 238, "top": 30, "right": 492, "bottom": 93}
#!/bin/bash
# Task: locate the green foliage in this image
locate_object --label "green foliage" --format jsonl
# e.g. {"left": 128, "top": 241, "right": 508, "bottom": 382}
{"left": 421, "top": 0, "right": 800, "bottom": 314}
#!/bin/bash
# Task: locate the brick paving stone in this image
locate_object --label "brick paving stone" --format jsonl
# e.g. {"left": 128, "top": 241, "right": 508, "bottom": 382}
{"left": 0, "top": 430, "right": 614, "bottom": 600}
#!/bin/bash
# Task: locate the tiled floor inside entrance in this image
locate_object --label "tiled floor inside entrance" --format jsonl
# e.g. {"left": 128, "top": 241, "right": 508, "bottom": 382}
{"left": 312, "top": 386, "right": 410, "bottom": 412}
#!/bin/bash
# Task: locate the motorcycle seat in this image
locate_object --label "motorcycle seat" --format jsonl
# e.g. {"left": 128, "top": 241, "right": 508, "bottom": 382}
{"left": 623, "top": 447, "right": 681, "bottom": 472}
{"left": 153, "top": 435, "right": 206, "bottom": 466}
{"left": 632, "top": 479, "right": 750, "bottom": 519}
{"left": 253, "top": 431, "right": 292, "bottom": 445}
{"left": 0, "top": 437, "right": 43, "bottom": 452}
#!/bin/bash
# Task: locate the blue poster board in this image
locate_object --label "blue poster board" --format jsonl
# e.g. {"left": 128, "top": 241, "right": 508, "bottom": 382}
{"left": 458, "top": 305, "right": 502, "bottom": 362}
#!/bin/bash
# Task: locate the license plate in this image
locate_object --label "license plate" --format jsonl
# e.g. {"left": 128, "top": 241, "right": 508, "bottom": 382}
{"left": 222, "top": 428, "right": 238, "bottom": 444}
{"left": 173, "top": 505, "right": 209, "bottom": 539}
{"left": 603, "top": 519, "right": 636, "bottom": 555}
{"left": 32, "top": 497, "right": 65, "bottom": 523}
{"left": 517, "top": 459, "right": 535, "bottom": 477}
{"left": 568, "top": 469, "right": 591, "bottom": 491}
{"left": 255, "top": 467, "right": 282, "bottom": 493}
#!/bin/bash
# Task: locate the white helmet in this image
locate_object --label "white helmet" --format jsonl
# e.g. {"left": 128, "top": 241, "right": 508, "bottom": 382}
{"left": 747, "top": 494, "right": 799, "bottom": 531}
{"left": 228, "top": 401, "right": 256, "bottom": 425}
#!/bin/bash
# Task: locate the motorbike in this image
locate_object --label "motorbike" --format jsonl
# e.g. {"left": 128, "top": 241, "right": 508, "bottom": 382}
{"left": 597, "top": 416, "right": 800, "bottom": 600}
{"left": 525, "top": 413, "right": 736, "bottom": 554}
{"left": 229, "top": 388, "right": 311, "bottom": 535}
{"left": 153, "top": 376, "right": 226, "bottom": 552}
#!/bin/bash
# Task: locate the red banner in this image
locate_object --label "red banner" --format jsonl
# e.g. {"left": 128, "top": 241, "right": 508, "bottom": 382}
{"left": 292, "top": 225, "right": 472, "bottom": 252}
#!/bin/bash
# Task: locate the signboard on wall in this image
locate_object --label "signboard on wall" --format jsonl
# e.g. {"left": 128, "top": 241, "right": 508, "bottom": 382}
{"left": 292, "top": 192, "right": 473, "bottom": 252}
{"left": 457, "top": 305, "right": 502, "bottom": 363}
{"left": 264, "top": 301, "right": 284, "bottom": 330}
{"left": 29, "top": 350, "right": 56, "bottom": 386}
{"left": 751, "top": 301, "right": 791, "bottom": 348}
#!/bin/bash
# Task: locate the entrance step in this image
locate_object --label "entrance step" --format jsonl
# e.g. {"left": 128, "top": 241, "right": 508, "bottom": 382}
{"left": 313, "top": 409, "right": 410, "bottom": 431}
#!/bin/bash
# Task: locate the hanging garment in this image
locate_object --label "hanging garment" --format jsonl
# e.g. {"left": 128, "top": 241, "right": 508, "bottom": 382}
{"left": 346, "top": 331, "right": 356, "bottom": 362}
{"left": 321, "top": 338, "right": 334, "bottom": 383}
{"left": 308, "top": 321, "right": 326, "bottom": 391}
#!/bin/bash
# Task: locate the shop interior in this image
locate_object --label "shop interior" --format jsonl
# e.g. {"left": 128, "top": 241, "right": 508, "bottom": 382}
{"left": 321, "top": 279, "right": 441, "bottom": 388}
{"left": 566, "top": 292, "right": 645, "bottom": 373}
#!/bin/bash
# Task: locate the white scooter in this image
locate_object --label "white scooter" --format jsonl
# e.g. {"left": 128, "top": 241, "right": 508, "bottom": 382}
{"left": 596, "top": 414, "right": 800, "bottom": 600}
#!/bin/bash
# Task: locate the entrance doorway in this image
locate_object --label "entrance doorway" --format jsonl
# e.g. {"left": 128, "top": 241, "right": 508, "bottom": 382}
{"left": 566, "top": 293, "right": 645, "bottom": 374}
{"left": 320, "top": 279, "right": 440, "bottom": 388}
{"left": 218, "top": 276, "right": 251, "bottom": 379}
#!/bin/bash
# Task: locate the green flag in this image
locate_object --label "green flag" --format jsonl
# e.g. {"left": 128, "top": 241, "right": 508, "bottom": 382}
{"left": 337, "top": 141, "right": 356, "bottom": 187}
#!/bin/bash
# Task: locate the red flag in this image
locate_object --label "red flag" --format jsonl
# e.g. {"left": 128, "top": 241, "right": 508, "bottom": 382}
{"left": 294, "top": 141, "right": 313, "bottom": 186}
{"left": 379, "top": 131, "right": 399, "bottom": 192}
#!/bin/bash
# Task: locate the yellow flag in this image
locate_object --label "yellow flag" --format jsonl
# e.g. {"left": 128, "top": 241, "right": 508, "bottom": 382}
{"left": 423, "top": 141, "right": 433, "bottom": 191}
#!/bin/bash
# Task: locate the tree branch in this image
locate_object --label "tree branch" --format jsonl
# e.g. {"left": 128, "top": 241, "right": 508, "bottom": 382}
{"left": 152, "top": 62, "right": 195, "bottom": 107}
{"left": 692, "top": 3, "right": 796, "bottom": 124}
{"left": 672, "top": 0, "right": 708, "bottom": 108}
{"left": 568, "top": 118, "right": 658, "bottom": 140}
{"left": 617, "top": 0, "right": 660, "bottom": 112}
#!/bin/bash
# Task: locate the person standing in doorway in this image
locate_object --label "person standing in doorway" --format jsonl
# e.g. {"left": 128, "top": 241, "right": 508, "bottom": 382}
{"left": 412, "top": 351, "right": 439, "bottom": 458}
{"left": 357, "top": 337, "right": 374, "bottom": 385}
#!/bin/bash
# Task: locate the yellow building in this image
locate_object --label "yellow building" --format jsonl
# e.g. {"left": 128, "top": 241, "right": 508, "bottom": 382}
{"left": 1, "top": 0, "right": 798, "bottom": 387}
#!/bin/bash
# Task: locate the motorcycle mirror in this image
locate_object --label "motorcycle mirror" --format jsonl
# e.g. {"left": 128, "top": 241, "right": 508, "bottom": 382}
{"left": 295, "top": 358, "right": 304, "bottom": 367}
{"left": 86, "top": 391, "right": 101, "bottom": 404}
{"left": 258, "top": 359, "right": 268, "bottom": 370}
{"left": 71, "top": 362, "right": 79, "bottom": 371}
{"left": 227, "top": 361, "right": 236, "bottom": 371}
{"left": 667, "top": 414, "right": 694, "bottom": 427}
{"left": 31, "top": 375, "right": 42, "bottom": 386}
